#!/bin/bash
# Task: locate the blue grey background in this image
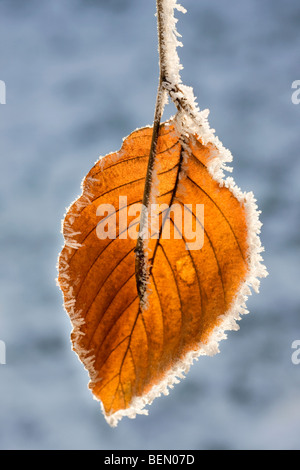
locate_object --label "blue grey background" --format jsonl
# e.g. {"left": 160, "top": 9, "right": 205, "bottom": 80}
{"left": 0, "top": 0, "right": 299, "bottom": 450}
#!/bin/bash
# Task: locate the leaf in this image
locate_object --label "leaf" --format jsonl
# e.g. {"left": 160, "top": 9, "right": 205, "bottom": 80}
{"left": 57, "top": 120, "right": 264, "bottom": 426}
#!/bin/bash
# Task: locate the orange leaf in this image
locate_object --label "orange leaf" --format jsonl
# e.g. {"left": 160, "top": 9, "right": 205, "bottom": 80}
{"left": 57, "top": 121, "right": 265, "bottom": 426}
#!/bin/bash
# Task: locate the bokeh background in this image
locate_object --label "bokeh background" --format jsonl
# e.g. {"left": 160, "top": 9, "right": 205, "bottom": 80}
{"left": 0, "top": 0, "right": 299, "bottom": 450}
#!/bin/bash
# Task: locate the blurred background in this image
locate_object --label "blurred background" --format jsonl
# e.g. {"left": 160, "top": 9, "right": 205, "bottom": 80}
{"left": 0, "top": 0, "right": 299, "bottom": 450}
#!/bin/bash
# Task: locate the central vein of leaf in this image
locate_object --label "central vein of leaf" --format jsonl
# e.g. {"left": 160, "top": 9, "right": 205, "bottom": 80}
{"left": 149, "top": 145, "right": 184, "bottom": 272}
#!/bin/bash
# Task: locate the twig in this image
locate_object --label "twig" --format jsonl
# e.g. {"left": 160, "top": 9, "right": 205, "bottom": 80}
{"left": 135, "top": 0, "right": 196, "bottom": 301}
{"left": 135, "top": 0, "right": 167, "bottom": 302}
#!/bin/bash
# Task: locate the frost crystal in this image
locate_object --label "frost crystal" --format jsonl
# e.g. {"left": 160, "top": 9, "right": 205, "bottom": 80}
{"left": 159, "top": 0, "right": 186, "bottom": 86}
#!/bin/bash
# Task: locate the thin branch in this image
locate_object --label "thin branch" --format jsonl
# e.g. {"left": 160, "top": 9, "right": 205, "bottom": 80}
{"left": 135, "top": 0, "right": 199, "bottom": 302}
{"left": 135, "top": 0, "right": 167, "bottom": 302}
{"left": 163, "top": 81, "right": 201, "bottom": 127}
{"left": 138, "top": 0, "right": 167, "bottom": 213}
